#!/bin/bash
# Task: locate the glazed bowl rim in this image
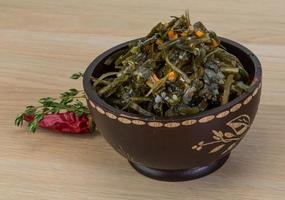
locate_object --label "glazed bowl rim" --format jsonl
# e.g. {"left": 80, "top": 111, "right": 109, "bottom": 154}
{"left": 83, "top": 37, "right": 262, "bottom": 122}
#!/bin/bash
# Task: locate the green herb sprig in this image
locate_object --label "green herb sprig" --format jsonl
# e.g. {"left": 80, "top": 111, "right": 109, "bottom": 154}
{"left": 15, "top": 73, "right": 90, "bottom": 133}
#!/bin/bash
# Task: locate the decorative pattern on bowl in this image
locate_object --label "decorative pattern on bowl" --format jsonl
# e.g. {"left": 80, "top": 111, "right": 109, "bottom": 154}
{"left": 86, "top": 82, "right": 261, "bottom": 128}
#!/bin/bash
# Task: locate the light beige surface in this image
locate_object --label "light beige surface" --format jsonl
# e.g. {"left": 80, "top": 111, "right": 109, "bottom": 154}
{"left": 0, "top": 0, "right": 284, "bottom": 199}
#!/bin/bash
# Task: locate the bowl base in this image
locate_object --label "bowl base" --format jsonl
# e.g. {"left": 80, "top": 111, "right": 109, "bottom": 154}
{"left": 129, "top": 154, "right": 230, "bottom": 182}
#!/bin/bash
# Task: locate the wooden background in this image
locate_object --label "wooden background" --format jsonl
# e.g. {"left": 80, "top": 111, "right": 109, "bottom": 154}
{"left": 0, "top": 0, "right": 284, "bottom": 199}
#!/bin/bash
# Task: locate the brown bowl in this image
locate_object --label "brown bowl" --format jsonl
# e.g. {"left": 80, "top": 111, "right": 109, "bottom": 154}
{"left": 83, "top": 37, "right": 262, "bottom": 181}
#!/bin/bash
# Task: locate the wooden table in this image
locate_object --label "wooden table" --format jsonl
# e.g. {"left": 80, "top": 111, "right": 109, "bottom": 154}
{"left": 1, "top": 0, "right": 284, "bottom": 199}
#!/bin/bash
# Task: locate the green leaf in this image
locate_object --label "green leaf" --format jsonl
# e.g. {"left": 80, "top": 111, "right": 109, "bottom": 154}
{"left": 60, "top": 97, "right": 73, "bottom": 105}
{"left": 15, "top": 113, "right": 24, "bottom": 127}
{"left": 25, "top": 106, "right": 36, "bottom": 115}
{"left": 39, "top": 97, "right": 54, "bottom": 105}
{"left": 74, "top": 110, "right": 84, "bottom": 116}
{"left": 34, "top": 113, "right": 44, "bottom": 121}
{"left": 60, "top": 92, "right": 69, "bottom": 97}
{"left": 69, "top": 88, "right": 78, "bottom": 93}
{"left": 42, "top": 107, "right": 50, "bottom": 113}
{"left": 68, "top": 88, "right": 78, "bottom": 96}
{"left": 70, "top": 72, "right": 83, "bottom": 80}
{"left": 51, "top": 106, "right": 60, "bottom": 113}
{"left": 28, "top": 121, "right": 38, "bottom": 133}
{"left": 74, "top": 100, "right": 84, "bottom": 108}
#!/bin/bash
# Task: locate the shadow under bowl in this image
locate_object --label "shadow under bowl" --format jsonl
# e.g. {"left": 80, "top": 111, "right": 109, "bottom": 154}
{"left": 83, "top": 37, "right": 262, "bottom": 181}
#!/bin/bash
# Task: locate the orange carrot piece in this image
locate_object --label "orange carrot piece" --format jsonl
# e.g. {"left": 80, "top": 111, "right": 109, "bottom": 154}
{"left": 167, "top": 71, "right": 177, "bottom": 81}
{"left": 195, "top": 30, "right": 204, "bottom": 37}
{"left": 167, "top": 31, "right": 178, "bottom": 40}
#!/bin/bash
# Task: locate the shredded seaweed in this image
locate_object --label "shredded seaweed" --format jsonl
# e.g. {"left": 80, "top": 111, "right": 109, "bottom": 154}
{"left": 92, "top": 11, "right": 250, "bottom": 117}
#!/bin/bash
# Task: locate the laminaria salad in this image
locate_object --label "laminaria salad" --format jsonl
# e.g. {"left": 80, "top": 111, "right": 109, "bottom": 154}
{"left": 92, "top": 11, "right": 250, "bottom": 117}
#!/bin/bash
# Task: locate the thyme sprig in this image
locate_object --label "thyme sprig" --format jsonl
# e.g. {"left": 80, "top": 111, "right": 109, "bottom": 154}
{"left": 15, "top": 73, "right": 90, "bottom": 133}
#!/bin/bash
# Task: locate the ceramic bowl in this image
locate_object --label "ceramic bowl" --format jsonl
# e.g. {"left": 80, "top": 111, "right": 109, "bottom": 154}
{"left": 83, "top": 37, "right": 262, "bottom": 181}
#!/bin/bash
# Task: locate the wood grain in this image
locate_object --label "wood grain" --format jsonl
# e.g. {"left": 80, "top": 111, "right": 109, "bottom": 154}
{"left": 0, "top": 0, "right": 285, "bottom": 199}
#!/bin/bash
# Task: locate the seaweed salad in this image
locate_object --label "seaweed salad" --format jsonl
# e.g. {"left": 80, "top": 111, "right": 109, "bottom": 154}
{"left": 92, "top": 11, "right": 250, "bottom": 117}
